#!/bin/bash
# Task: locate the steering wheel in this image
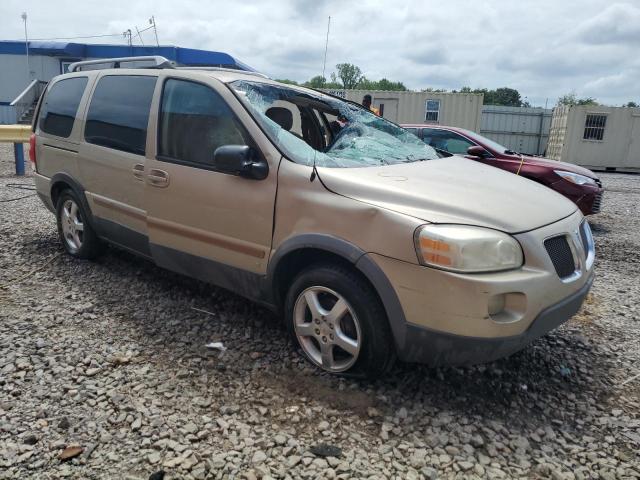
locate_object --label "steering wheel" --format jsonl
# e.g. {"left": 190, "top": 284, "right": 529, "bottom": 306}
{"left": 327, "top": 123, "right": 366, "bottom": 151}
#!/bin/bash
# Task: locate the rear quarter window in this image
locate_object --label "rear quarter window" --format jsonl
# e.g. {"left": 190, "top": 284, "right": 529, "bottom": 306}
{"left": 39, "top": 77, "right": 88, "bottom": 138}
{"left": 84, "top": 75, "right": 157, "bottom": 155}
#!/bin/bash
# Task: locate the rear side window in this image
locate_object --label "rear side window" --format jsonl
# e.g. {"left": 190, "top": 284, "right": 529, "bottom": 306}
{"left": 85, "top": 75, "right": 157, "bottom": 155}
{"left": 158, "top": 79, "right": 250, "bottom": 167}
{"left": 39, "top": 77, "right": 88, "bottom": 138}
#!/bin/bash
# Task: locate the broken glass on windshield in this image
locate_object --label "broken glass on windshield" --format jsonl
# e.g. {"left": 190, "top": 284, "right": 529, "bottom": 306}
{"left": 230, "top": 80, "right": 438, "bottom": 168}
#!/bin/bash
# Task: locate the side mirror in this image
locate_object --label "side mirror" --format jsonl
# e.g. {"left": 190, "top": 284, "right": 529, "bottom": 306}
{"left": 213, "top": 145, "right": 268, "bottom": 180}
{"left": 467, "top": 145, "right": 489, "bottom": 158}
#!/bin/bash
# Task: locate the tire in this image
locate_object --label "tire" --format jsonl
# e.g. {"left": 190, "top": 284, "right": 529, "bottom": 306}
{"left": 56, "top": 189, "right": 104, "bottom": 260}
{"left": 285, "top": 263, "right": 395, "bottom": 378}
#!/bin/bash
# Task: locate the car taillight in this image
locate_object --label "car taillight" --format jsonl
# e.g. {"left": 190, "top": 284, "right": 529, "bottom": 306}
{"left": 29, "top": 133, "right": 36, "bottom": 167}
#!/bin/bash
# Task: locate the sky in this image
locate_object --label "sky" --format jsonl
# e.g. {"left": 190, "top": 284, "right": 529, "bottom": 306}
{"left": 1, "top": 0, "right": 639, "bottom": 107}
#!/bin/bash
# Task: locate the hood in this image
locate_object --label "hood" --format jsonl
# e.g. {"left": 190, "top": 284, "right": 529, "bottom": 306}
{"left": 318, "top": 156, "right": 578, "bottom": 233}
{"left": 518, "top": 155, "right": 599, "bottom": 179}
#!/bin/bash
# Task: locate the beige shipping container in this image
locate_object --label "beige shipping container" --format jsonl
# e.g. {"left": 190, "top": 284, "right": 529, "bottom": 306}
{"left": 322, "top": 89, "right": 483, "bottom": 131}
{"left": 547, "top": 105, "right": 640, "bottom": 172}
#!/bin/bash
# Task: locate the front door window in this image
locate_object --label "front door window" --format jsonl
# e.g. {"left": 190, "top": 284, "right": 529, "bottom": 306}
{"left": 422, "top": 128, "right": 475, "bottom": 155}
{"left": 158, "top": 78, "right": 251, "bottom": 168}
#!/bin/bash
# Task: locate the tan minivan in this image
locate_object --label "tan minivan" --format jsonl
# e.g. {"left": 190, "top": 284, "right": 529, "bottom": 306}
{"left": 31, "top": 56, "right": 595, "bottom": 377}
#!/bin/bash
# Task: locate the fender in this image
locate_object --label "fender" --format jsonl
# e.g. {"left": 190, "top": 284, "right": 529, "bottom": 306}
{"left": 267, "top": 233, "right": 409, "bottom": 350}
{"left": 49, "top": 172, "right": 97, "bottom": 230}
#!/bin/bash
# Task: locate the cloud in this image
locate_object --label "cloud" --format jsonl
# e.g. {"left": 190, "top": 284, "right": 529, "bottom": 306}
{"left": 404, "top": 45, "right": 448, "bottom": 66}
{"left": 582, "top": 68, "right": 640, "bottom": 98}
{"left": 572, "top": 3, "right": 640, "bottom": 45}
{"left": 0, "top": 0, "right": 638, "bottom": 105}
{"left": 496, "top": 44, "right": 625, "bottom": 78}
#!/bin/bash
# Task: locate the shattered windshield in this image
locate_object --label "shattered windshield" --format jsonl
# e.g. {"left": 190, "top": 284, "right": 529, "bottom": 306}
{"left": 230, "top": 80, "right": 438, "bottom": 168}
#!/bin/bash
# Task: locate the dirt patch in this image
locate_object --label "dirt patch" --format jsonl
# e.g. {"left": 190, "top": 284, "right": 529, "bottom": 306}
{"left": 570, "top": 293, "right": 601, "bottom": 325}
{"left": 258, "top": 370, "right": 379, "bottom": 416}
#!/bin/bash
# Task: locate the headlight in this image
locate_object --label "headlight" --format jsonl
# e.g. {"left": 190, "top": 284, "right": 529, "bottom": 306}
{"left": 554, "top": 170, "right": 598, "bottom": 186}
{"left": 414, "top": 224, "right": 523, "bottom": 273}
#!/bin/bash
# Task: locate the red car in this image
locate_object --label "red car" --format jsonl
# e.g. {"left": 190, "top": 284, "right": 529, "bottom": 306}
{"left": 402, "top": 124, "right": 604, "bottom": 215}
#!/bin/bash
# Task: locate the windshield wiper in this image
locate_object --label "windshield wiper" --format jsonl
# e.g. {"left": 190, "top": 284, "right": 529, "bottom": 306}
{"left": 505, "top": 149, "right": 519, "bottom": 155}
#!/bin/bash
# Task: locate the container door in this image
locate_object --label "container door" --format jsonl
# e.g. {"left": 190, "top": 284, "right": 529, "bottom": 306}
{"left": 625, "top": 115, "right": 640, "bottom": 170}
{"left": 374, "top": 98, "right": 399, "bottom": 122}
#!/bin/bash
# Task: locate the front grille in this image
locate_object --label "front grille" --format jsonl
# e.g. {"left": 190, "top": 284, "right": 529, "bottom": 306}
{"left": 592, "top": 192, "right": 603, "bottom": 213}
{"left": 544, "top": 235, "right": 576, "bottom": 279}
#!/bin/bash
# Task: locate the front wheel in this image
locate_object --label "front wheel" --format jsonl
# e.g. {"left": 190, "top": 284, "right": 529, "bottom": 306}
{"left": 284, "top": 264, "right": 395, "bottom": 378}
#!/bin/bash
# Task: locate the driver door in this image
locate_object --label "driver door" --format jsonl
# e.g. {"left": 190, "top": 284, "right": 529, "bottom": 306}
{"left": 144, "top": 76, "right": 280, "bottom": 288}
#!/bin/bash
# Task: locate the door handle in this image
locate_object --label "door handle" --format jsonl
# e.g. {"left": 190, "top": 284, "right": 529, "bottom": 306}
{"left": 147, "top": 169, "right": 170, "bottom": 188}
{"left": 132, "top": 163, "right": 144, "bottom": 181}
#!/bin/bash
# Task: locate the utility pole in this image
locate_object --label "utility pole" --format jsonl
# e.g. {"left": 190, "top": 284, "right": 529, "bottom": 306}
{"left": 149, "top": 16, "right": 159, "bottom": 46}
{"left": 21, "top": 12, "right": 30, "bottom": 82}
{"left": 135, "top": 26, "right": 145, "bottom": 46}
{"left": 321, "top": 16, "right": 331, "bottom": 87}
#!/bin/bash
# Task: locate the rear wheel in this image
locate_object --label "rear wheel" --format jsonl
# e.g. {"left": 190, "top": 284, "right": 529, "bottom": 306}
{"left": 285, "top": 264, "right": 395, "bottom": 378}
{"left": 56, "top": 190, "right": 103, "bottom": 259}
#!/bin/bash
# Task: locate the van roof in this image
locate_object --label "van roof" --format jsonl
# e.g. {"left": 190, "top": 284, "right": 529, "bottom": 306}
{"left": 54, "top": 66, "right": 342, "bottom": 103}
{"left": 55, "top": 66, "right": 273, "bottom": 83}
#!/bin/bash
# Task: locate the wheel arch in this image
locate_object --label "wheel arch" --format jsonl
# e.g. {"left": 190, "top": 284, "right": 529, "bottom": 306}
{"left": 50, "top": 173, "right": 96, "bottom": 229}
{"left": 267, "top": 234, "right": 408, "bottom": 349}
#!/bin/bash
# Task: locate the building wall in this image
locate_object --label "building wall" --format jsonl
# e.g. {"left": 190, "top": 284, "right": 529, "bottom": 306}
{"left": 549, "top": 105, "right": 640, "bottom": 172}
{"left": 0, "top": 54, "right": 61, "bottom": 103}
{"left": 480, "top": 105, "right": 552, "bottom": 156}
{"left": 326, "top": 89, "right": 483, "bottom": 131}
{"left": 0, "top": 41, "right": 253, "bottom": 105}
{"left": 0, "top": 105, "right": 17, "bottom": 123}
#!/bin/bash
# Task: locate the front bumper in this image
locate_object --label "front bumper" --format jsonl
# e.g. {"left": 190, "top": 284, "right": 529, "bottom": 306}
{"left": 401, "top": 273, "right": 592, "bottom": 365}
{"left": 552, "top": 180, "right": 604, "bottom": 215}
{"left": 574, "top": 189, "right": 604, "bottom": 215}
{"left": 368, "top": 210, "right": 594, "bottom": 365}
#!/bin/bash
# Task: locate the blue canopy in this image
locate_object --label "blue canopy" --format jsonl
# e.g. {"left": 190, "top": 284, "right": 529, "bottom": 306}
{"left": 0, "top": 40, "right": 254, "bottom": 71}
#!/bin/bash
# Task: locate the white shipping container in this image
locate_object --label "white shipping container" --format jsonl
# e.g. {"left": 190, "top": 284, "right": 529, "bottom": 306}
{"left": 480, "top": 105, "right": 552, "bottom": 156}
{"left": 324, "top": 89, "right": 483, "bottom": 131}
{"left": 547, "top": 105, "right": 640, "bottom": 172}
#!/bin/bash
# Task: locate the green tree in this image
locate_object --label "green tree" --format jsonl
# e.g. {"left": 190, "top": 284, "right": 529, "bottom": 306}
{"left": 353, "top": 77, "right": 407, "bottom": 91}
{"left": 557, "top": 92, "right": 599, "bottom": 106}
{"left": 454, "top": 87, "right": 531, "bottom": 106}
{"left": 304, "top": 76, "right": 342, "bottom": 89}
{"left": 625, "top": 101, "right": 638, "bottom": 107}
{"left": 335, "top": 63, "right": 363, "bottom": 89}
{"left": 304, "top": 75, "right": 326, "bottom": 88}
{"left": 275, "top": 79, "right": 299, "bottom": 85}
{"left": 375, "top": 78, "right": 407, "bottom": 91}
{"left": 422, "top": 87, "right": 449, "bottom": 93}
{"left": 483, "top": 87, "right": 522, "bottom": 106}
{"left": 356, "top": 76, "right": 378, "bottom": 90}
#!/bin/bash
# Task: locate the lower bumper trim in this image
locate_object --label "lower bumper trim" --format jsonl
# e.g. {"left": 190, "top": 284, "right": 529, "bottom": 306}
{"left": 400, "top": 274, "right": 594, "bottom": 366}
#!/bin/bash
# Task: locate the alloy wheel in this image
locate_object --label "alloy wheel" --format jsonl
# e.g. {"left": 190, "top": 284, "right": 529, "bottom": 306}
{"left": 293, "top": 286, "right": 362, "bottom": 372}
{"left": 60, "top": 199, "right": 84, "bottom": 253}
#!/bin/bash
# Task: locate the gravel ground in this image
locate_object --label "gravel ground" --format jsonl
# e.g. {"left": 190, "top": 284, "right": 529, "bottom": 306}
{"left": 1, "top": 143, "right": 639, "bottom": 479}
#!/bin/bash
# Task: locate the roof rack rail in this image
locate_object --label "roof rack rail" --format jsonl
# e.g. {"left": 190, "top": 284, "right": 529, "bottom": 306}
{"left": 176, "top": 66, "right": 270, "bottom": 78}
{"left": 68, "top": 56, "right": 175, "bottom": 72}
